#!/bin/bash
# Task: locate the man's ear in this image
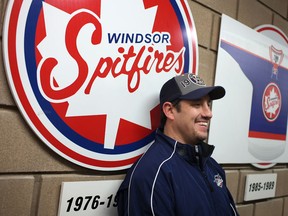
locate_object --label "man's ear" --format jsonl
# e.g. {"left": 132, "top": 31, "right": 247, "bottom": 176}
{"left": 162, "top": 102, "right": 175, "bottom": 120}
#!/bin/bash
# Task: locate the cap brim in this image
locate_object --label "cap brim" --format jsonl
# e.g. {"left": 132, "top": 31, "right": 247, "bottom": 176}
{"left": 179, "top": 86, "right": 225, "bottom": 101}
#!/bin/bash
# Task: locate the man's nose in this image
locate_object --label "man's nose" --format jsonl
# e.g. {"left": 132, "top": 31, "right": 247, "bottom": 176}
{"left": 202, "top": 103, "right": 212, "bottom": 118}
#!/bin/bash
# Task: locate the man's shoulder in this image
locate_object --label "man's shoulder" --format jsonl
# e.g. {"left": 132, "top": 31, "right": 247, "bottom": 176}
{"left": 135, "top": 142, "right": 173, "bottom": 170}
{"left": 124, "top": 141, "right": 175, "bottom": 180}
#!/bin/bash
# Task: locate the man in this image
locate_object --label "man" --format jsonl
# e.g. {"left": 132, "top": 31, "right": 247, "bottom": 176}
{"left": 117, "top": 73, "right": 239, "bottom": 216}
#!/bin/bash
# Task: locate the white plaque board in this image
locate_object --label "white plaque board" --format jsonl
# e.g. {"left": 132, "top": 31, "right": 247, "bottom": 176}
{"left": 244, "top": 173, "right": 277, "bottom": 201}
{"left": 58, "top": 180, "right": 122, "bottom": 216}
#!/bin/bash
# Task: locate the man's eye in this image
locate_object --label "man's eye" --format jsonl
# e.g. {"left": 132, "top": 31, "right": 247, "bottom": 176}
{"left": 192, "top": 103, "right": 201, "bottom": 107}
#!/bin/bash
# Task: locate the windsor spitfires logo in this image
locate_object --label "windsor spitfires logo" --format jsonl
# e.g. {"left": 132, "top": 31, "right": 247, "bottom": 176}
{"left": 2, "top": 0, "right": 198, "bottom": 170}
{"left": 262, "top": 83, "right": 281, "bottom": 122}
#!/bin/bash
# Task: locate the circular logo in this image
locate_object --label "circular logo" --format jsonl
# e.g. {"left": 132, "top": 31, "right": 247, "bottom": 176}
{"left": 189, "top": 74, "right": 205, "bottom": 86}
{"left": 262, "top": 82, "right": 281, "bottom": 122}
{"left": 2, "top": 0, "right": 198, "bottom": 170}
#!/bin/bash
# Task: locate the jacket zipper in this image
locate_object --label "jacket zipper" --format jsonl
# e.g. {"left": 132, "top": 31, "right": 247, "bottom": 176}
{"left": 195, "top": 145, "right": 214, "bottom": 192}
{"left": 201, "top": 170, "right": 214, "bottom": 192}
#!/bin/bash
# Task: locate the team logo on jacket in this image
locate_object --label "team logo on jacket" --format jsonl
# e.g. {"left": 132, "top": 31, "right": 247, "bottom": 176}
{"left": 213, "top": 174, "right": 223, "bottom": 188}
{"left": 2, "top": 0, "right": 198, "bottom": 170}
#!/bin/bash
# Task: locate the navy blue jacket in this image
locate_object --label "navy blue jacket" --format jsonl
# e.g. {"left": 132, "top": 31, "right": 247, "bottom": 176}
{"left": 117, "top": 130, "right": 239, "bottom": 216}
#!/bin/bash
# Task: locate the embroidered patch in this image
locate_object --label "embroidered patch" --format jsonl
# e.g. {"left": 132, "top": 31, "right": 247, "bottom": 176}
{"left": 214, "top": 174, "right": 223, "bottom": 188}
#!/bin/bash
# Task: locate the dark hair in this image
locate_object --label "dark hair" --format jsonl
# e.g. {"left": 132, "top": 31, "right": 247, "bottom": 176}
{"left": 159, "top": 99, "right": 181, "bottom": 130}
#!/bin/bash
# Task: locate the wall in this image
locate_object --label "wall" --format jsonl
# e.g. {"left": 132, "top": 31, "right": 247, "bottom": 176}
{"left": 1, "top": 0, "right": 288, "bottom": 215}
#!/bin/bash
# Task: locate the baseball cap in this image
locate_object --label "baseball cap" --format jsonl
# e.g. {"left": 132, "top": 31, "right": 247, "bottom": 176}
{"left": 160, "top": 73, "right": 225, "bottom": 106}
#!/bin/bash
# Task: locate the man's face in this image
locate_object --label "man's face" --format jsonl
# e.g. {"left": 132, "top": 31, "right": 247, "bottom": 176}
{"left": 172, "top": 95, "right": 212, "bottom": 145}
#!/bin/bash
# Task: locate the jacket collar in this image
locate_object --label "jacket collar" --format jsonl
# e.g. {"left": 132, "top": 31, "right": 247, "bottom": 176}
{"left": 156, "top": 129, "right": 215, "bottom": 169}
